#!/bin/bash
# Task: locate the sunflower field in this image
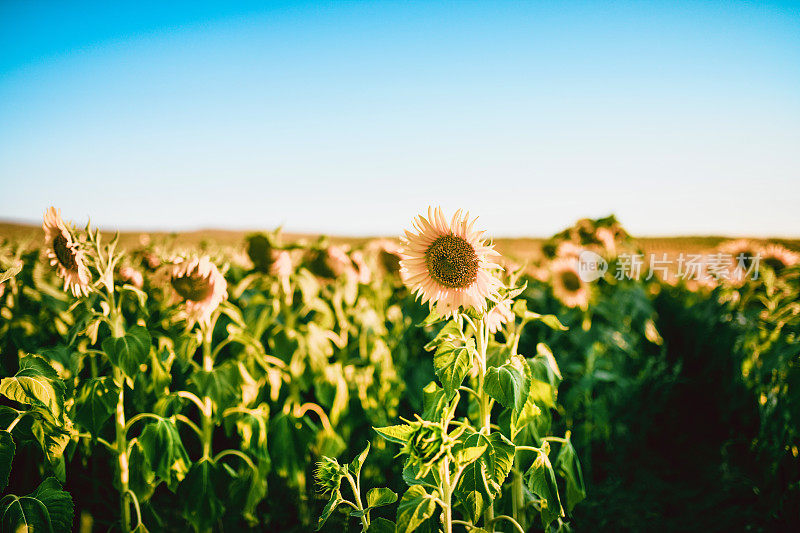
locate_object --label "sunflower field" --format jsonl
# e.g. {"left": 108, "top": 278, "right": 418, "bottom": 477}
{"left": 0, "top": 208, "right": 798, "bottom": 532}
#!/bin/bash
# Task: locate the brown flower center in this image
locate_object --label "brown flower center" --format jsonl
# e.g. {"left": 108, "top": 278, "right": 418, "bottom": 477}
{"left": 171, "top": 270, "right": 214, "bottom": 301}
{"left": 425, "top": 234, "right": 478, "bottom": 289}
{"left": 561, "top": 270, "right": 582, "bottom": 292}
{"left": 53, "top": 233, "right": 78, "bottom": 270}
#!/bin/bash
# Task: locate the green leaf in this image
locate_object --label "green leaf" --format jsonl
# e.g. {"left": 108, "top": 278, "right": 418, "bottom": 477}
{"left": 102, "top": 326, "right": 151, "bottom": 380}
{"left": 527, "top": 354, "right": 561, "bottom": 410}
{"left": 348, "top": 442, "right": 370, "bottom": 477}
{"left": 417, "top": 308, "right": 444, "bottom": 327}
{"left": 396, "top": 485, "right": 436, "bottom": 533}
{"left": 374, "top": 424, "right": 415, "bottom": 444}
{"left": 28, "top": 418, "right": 71, "bottom": 476}
{"left": 128, "top": 440, "right": 157, "bottom": 503}
{"left": 0, "top": 477, "right": 74, "bottom": 533}
{"left": 454, "top": 432, "right": 515, "bottom": 521}
{"left": 555, "top": 437, "right": 586, "bottom": 513}
{"left": 433, "top": 336, "right": 475, "bottom": 397}
{"left": 536, "top": 343, "right": 563, "bottom": 381}
{"left": 0, "top": 358, "right": 66, "bottom": 423}
{"left": 316, "top": 491, "right": 342, "bottom": 530}
{"left": 453, "top": 434, "right": 488, "bottom": 468}
{"left": 499, "top": 281, "right": 527, "bottom": 300}
{"left": 423, "top": 322, "right": 459, "bottom": 351}
{"left": 421, "top": 381, "right": 448, "bottom": 421}
{"left": 18, "top": 355, "right": 59, "bottom": 380}
{"left": 0, "top": 261, "right": 22, "bottom": 285}
{"left": 0, "top": 431, "right": 14, "bottom": 492}
{"left": 74, "top": 378, "right": 118, "bottom": 434}
{"left": 138, "top": 417, "right": 190, "bottom": 489}
{"left": 525, "top": 446, "right": 563, "bottom": 527}
{"left": 484, "top": 356, "right": 527, "bottom": 412}
{"left": 190, "top": 364, "right": 238, "bottom": 412}
{"left": 367, "top": 517, "right": 396, "bottom": 533}
{"left": 269, "top": 413, "right": 308, "bottom": 489}
{"left": 526, "top": 312, "right": 568, "bottom": 331}
{"left": 177, "top": 459, "right": 224, "bottom": 532}
{"left": 366, "top": 487, "right": 397, "bottom": 509}
{"left": 230, "top": 404, "right": 270, "bottom": 464}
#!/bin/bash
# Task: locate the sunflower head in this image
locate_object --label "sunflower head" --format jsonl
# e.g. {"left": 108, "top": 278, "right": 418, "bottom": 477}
{"left": 306, "top": 246, "right": 355, "bottom": 280}
{"left": 760, "top": 244, "right": 800, "bottom": 273}
{"left": 42, "top": 207, "right": 92, "bottom": 297}
{"left": 314, "top": 456, "right": 344, "bottom": 495}
{"left": 368, "top": 239, "right": 403, "bottom": 275}
{"left": 246, "top": 233, "right": 274, "bottom": 273}
{"left": 551, "top": 258, "right": 589, "bottom": 309}
{"left": 719, "top": 240, "right": 760, "bottom": 271}
{"left": 171, "top": 269, "right": 214, "bottom": 301}
{"left": 424, "top": 234, "right": 479, "bottom": 288}
{"left": 400, "top": 207, "right": 502, "bottom": 318}
{"left": 163, "top": 256, "right": 227, "bottom": 325}
{"left": 119, "top": 266, "right": 144, "bottom": 289}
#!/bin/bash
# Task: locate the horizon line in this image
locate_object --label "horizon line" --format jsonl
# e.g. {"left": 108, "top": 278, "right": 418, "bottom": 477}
{"left": 2, "top": 218, "right": 799, "bottom": 242}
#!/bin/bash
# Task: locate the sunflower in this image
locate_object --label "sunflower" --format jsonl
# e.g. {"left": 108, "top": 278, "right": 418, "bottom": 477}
{"left": 43, "top": 207, "right": 92, "bottom": 297}
{"left": 594, "top": 227, "right": 617, "bottom": 256}
{"left": 400, "top": 207, "right": 501, "bottom": 318}
{"left": 760, "top": 244, "right": 800, "bottom": 273}
{"left": 306, "top": 245, "right": 356, "bottom": 280}
{"left": 246, "top": 233, "right": 274, "bottom": 273}
{"left": 555, "top": 241, "right": 583, "bottom": 260}
{"left": 551, "top": 258, "right": 589, "bottom": 309}
{"left": 351, "top": 250, "right": 372, "bottom": 284}
{"left": 271, "top": 250, "right": 293, "bottom": 293}
{"left": 162, "top": 256, "right": 227, "bottom": 325}
{"left": 369, "top": 238, "right": 403, "bottom": 275}
{"left": 119, "top": 266, "right": 144, "bottom": 289}
{"left": 718, "top": 239, "right": 761, "bottom": 283}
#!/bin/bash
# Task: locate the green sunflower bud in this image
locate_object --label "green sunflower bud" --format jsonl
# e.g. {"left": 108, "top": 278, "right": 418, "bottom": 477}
{"left": 314, "top": 456, "right": 344, "bottom": 495}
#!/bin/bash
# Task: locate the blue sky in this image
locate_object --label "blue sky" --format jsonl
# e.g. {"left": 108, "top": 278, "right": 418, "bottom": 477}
{"left": 1, "top": 1, "right": 798, "bottom": 237}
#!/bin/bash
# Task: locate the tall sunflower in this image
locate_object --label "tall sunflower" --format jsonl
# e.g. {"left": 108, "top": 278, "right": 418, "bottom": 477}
{"left": 162, "top": 256, "right": 227, "bottom": 325}
{"left": 400, "top": 207, "right": 501, "bottom": 318}
{"left": 551, "top": 258, "right": 589, "bottom": 309}
{"left": 42, "top": 207, "right": 92, "bottom": 297}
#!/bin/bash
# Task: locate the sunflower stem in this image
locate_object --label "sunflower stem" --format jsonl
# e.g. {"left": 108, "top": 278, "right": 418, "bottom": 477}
{"left": 475, "top": 316, "right": 495, "bottom": 531}
{"left": 200, "top": 320, "right": 214, "bottom": 460}
{"left": 106, "top": 286, "right": 132, "bottom": 533}
{"left": 344, "top": 471, "right": 369, "bottom": 531}
{"left": 512, "top": 466, "right": 525, "bottom": 530}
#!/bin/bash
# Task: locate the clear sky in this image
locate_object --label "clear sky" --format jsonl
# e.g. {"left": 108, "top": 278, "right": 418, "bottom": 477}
{"left": 1, "top": 1, "right": 798, "bottom": 237}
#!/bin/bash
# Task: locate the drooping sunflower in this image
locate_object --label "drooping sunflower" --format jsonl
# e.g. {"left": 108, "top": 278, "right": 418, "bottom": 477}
{"left": 306, "top": 245, "right": 356, "bottom": 280}
{"left": 43, "top": 207, "right": 92, "bottom": 297}
{"left": 760, "top": 244, "right": 800, "bottom": 273}
{"left": 369, "top": 238, "right": 403, "bottom": 275}
{"left": 119, "top": 266, "right": 144, "bottom": 289}
{"left": 246, "top": 233, "right": 274, "bottom": 273}
{"left": 400, "top": 207, "right": 501, "bottom": 318}
{"left": 594, "top": 227, "right": 617, "bottom": 256}
{"left": 271, "top": 250, "right": 293, "bottom": 293}
{"left": 718, "top": 239, "right": 761, "bottom": 283}
{"left": 551, "top": 258, "right": 589, "bottom": 309}
{"left": 351, "top": 250, "right": 372, "bottom": 284}
{"left": 162, "top": 256, "right": 227, "bottom": 325}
